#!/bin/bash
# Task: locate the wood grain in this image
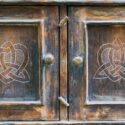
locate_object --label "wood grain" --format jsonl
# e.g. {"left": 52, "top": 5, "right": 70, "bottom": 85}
{"left": 87, "top": 24, "right": 125, "bottom": 104}
{"left": 59, "top": 6, "right": 68, "bottom": 120}
{"left": 0, "top": 25, "right": 39, "bottom": 102}
{"left": 0, "top": 0, "right": 124, "bottom": 5}
{"left": 0, "top": 6, "right": 59, "bottom": 120}
{"left": 68, "top": 6, "right": 125, "bottom": 121}
{"left": 68, "top": 6, "right": 85, "bottom": 120}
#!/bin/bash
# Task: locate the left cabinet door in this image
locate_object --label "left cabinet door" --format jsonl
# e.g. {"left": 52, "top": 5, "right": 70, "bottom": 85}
{"left": 0, "top": 6, "right": 59, "bottom": 121}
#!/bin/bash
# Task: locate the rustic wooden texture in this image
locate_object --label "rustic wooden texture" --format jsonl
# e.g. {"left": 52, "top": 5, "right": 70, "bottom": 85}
{"left": 87, "top": 24, "right": 125, "bottom": 104}
{"left": 0, "top": 6, "right": 59, "bottom": 120}
{"left": 68, "top": 6, "right": 125, "bottom": 121}
{"left": 59, "top": 6, "right": 68, "bottom": 120}
{"left": 68, "top": 7, "right": 85, "bottom": 120}
{"left": 0, "top": 0, "right": 125, "bottom": 5}
{"left": 1, "top": 121, "right": 125, "bottom": 124}
{"left": 72, "top": 7, "right": 125, "bottom": 21}
{"left": 19, "top": 122, "right": 125, "bottom": 125}
{"left": 2, "top": 120, "right": 125, "bottom": 124}
{"left": 0, "top": 25, "right": 39, "bottom": 102}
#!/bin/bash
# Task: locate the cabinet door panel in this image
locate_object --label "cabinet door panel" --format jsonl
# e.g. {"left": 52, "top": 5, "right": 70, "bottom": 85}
{"left": 68, "top": 6, "right": 125, "bottom": 121}
{"left": 0, "top": 25, "right": 39, "bottom": 102}
{"left": 0, "top": 6, "right": 59, "bottom": 120}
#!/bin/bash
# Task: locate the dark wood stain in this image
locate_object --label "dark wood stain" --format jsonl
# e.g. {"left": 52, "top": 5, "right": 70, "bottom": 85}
{"left": 0, "top": 0, "right": 125, "bottom": 5}
{"left": 0, "top": 25, "right": 39, "bottom": 101}
{"left": 0, "top": 6, "right": 59, "bottom": 120}
{"left": 68, "top": 6, "right": 125, "bottom": 121}
{"left": 0, "top": 3, "right": 125, "bottom": 124}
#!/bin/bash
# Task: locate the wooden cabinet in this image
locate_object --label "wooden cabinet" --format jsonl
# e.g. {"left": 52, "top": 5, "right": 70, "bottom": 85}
{"left": 0, "top": 6, "right": 59, "bottom": 121}
{"left": 0, "top": 2, "right": 125, "bottom": 124}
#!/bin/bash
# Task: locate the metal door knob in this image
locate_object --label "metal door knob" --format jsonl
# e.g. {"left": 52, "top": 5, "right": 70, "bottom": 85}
{"left": 72, "top": 56, "right": 83, "bottom": 66}
{"left": 44, "top": 53, "right": 54, "bottom": 65}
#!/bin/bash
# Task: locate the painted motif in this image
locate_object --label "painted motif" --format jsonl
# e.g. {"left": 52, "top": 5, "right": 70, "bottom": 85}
{"left": 94, "top": 38, "right": 125, "bottom": 82}
{"left": 0, "top": 41, "right": 30, "bottom": 95}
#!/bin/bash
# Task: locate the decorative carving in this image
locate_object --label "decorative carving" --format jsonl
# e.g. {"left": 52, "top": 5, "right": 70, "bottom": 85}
{"left": 94, "top": 38, "right": 125, "bottom": 82}
{"left": 0, "top": 41, "right": 30, "bottom": 95}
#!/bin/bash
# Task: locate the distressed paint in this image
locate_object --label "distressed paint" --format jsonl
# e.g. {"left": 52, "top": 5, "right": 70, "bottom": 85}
{"left": 69, "top": 6, "right": 125, "bottom": 121}
{"left": 0, "top": 6, "right": 59, "bottom": 120}
{"left": 0, "top": 0, "right": 125, "bottom": 5}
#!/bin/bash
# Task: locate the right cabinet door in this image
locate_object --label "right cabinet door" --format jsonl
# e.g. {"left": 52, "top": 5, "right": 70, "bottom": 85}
{"left": 68, "top": 6, "right": 125, "bottom": 122}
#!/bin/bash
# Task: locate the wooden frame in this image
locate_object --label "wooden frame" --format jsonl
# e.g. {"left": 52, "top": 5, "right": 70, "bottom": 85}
{"left": 85, "top": 20, "right": 125, "bottom": 105}
{"left": 0, "top": 0, "right": 125, "bottom": 5}
{"left": 0, "top": 19, "right": 43, "bottom": 105}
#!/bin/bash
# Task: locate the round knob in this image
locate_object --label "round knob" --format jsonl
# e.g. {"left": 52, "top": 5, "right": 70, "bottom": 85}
{"left": 72, "top": 56, "right": 83, "bottom": 66}
{"left": 44, "top": 53, "right": 54, "bottom": 65}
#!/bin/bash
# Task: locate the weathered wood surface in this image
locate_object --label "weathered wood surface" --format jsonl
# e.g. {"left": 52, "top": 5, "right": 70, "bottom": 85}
{"left": 0, "top": 0, "right": 124, "bottom": 5}
{"left": 0, "top": 6, "right": 59, "bottom": 120}
{"left": 87, "top": 24, "right": 125, "bottom": 104}
{"left": 2, "top": 121, "right": 125, "bottom": 124}
{"left": 68, "top": 6, "right": 84, "bottom": 120}
{"left": 59, "top": 6, "right": 68, "bottom": 120}
{"left": 68, "top": 6, "right": 125, "bottom": 121}
{"left": 0, "top": 25, "right": 39, "bottom": 102}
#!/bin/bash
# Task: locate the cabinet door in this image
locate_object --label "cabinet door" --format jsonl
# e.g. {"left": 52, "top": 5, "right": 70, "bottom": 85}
{"left": 68, "top": 6, "right": 125, "bottom": 122}
{"left": 0, "top": 6, "right": 59, "bottom": 120}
